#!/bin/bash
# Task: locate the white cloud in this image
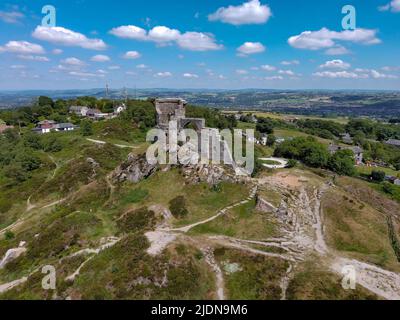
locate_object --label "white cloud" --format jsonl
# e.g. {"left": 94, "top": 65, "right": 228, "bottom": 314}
{"left": 278, "top": 69, "right": 295, "bottom": 76}
{"left": 136, "top": 64, "right": 148, "bottom": 69}
{"left": 177, "top": 32, "right": 222, "bottom": 51}
{"left": 183, "top": 73, "right": 199, "bottom": 78}
{"left": 148, "top": 26, "right": 180, "bottom": 43}
{"left": 371, "top": 69, "right": 398, "bottom": 79}
{"left": 10, "top": 65, "right": 26, "bottom": 69}
{"left": 0, "top": 10, "right": 24, "bottom": 24}
{"left": 313, "top": 71, "right": 367, "bottom": 79}
{"left": 325, "top": 46, "right": 350, "bottom": 55}
{"left": 281, "top": 60, "right": 299, "bottom": 65}
{"left": 69, "top": 71, "right": 104, "bottom": 78}
{"left": 378, "top": 0, "right": 400, "bottom": 12}
{"left": 208, "top": 0, "right": 272, "bottom": 25}
{"left": 123, "top": 51, "right": 141, "bottom": 59}
{"left": 32, "top": 26, "right": 107, "bottom": 50}
{"left": 90, "top": 54, "right": 110, "bottom": 62}
{"left": 110, "top": 25, "right": 222, "bottom": 51}
{"left": 236, "top": 69, "right": 248, "bottom": 75}
{"left": 61, "top": 57, "right": 85, "bottom": 66}
{"left": 265, "top": 76, "right": 283, "bottom": 80}
{"left": 0, "top": 41, "right": 45, "bottom": 54}
{"left": 109, "top": 25, "right": 147, "bottom": 40}
{"left": 97, "top": 69, "right": 108, "bottom": 74}
{"left": 319, "top": 59, "right": 351, "bottom": 70}
{"left": 154, "top": 72, "right": 172, "bottom": 77}
{"left": 17, "top": 55, "right": 49, "bottom": 62}
{"left": 260, "top": 64, "right": 276, "bottom": 71}
{"left": 52, "top": 49, "right": 63, "bottom": 55}
{"left": 288, "top": 28, "right": 381, "bottom": 50}
{"left": 237, "top": 42, "right": 265, "bottom": 56}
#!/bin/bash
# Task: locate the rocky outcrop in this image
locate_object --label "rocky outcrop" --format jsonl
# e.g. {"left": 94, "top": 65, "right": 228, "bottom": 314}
{"left": 112, "top": 153, "right": 157, "bottom": 183}
{"left": 255, "top": 196, "right": 277, "bottom": 213}
{"left": 0, "top": 244, "right": 27, "bottom": 269}
{"left": 181, "top": 164, "right": 241, "bottom": 185}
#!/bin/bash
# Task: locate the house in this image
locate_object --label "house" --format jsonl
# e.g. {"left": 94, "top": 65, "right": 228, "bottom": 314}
{"left": 53, "top": 123, "right": 78, "bottom": 132}
{"left": 385, "top": 176, "right": 400, "bottom": 186}
{"left": 329, "top": 144, "right": 363, "bottom": 165}
{"left": 70, "top": 106, "right": 89, "bottom": 117}
{"left": 32, "top": 120, "right": 56, "bottom": 134}
{"left": 385, "top": 139, "right": 400, "bottom": 148}
{"left": 32, "top": 120, "right": 77, "bottom": 134}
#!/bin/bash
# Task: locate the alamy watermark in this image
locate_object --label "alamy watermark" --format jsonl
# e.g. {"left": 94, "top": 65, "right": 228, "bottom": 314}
{"left": 146, "top": 121, "right": 255, "bottom": 175}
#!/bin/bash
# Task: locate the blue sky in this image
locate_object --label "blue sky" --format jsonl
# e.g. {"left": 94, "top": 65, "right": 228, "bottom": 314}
{"left": 0, "top": 0, "right": 399, "bottom": 90}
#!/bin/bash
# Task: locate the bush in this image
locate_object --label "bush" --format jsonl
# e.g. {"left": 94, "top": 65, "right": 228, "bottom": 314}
{"left": 169, "top": 196, "right": 189, "bottom": 218}
{"left": 328, "top": 149, "right": 356, "bottom": 176}
{"left": 371, "top": 170, "right": 386, "bottom": 182}
{"left": 42, "top": 135, "right": 63, "bottom": 152}
{"left": 80, "top": 120, "right": 93, "bottom": 136}
{"left": 286, "top": 159, "right": 298, "bottom": 168}
{"left": 4, "top": 230, "right": 15, "bottom": 240}
{"left": 117, "top": 207, "right": 156, "bottom": 233}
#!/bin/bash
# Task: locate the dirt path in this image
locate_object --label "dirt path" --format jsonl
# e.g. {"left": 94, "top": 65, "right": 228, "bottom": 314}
{"left": 201, "top": 247, "right": 225, "bottom": 300}
{"left": 162, "top": 185, "right": 258, "bottom": 234}
{"left": 86, "top": 138, "right": 136, "bottom": 149}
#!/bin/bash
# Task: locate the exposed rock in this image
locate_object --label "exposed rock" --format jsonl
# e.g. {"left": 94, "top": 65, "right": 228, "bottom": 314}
{"left": 255, "top": 196, "right": 277, "bottom": 213}
{"left": 112, "top": 153, "right": 157, "bottom": 183}
{"left": 0, "top": 247, "right": 27, "bottom": 269}
{"left": 181, "top": 164, "right": 240, "bottom": 185}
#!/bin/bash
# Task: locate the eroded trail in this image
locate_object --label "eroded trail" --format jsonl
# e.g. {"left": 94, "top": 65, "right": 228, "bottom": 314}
{"left": 262, "top": 175, "right": 400, "bottom": 300}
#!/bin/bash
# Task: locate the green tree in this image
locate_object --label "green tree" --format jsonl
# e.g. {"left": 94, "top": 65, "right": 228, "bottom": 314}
{"left": 328, "top": 149, "right": 356, "bottom": 176}
{"left": 80, "top": 120, "right": 93, "bottom": 136}
{"left": 169, "top": 196, "right": 189, "bottom": 218}
{"left": 371, "top": 170, "right": 386, "bottom": 182}
{"left": 266, "top": 134, "right": 276, "bottom": 147}
{"left": 23, "top": 132, "right": 42, "bottom": 150}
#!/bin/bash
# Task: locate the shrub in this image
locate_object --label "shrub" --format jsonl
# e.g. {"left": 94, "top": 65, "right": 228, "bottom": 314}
{"left": 328, "top": 149, "right": 356, "bottom": 176}
{"left": 286, "top": 159, "right": 298, "bottom": 168}
{"left": 117, "top": 207, "right": 156, "bottom": 233}
{"left": 4, "top": 230, "right": 15, "bottom": 240}
{"left": 371, "top": 170, "right": 386, "bottom": 182}
{"left": 80, "top": 120, "right": 93, "bottom": 136}
{"left": 169, "top": 196, "right": 189, "bottom": 218}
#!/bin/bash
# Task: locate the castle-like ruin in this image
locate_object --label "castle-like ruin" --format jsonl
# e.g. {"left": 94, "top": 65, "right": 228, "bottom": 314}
{"left": 154, "top": 98, "right": 205, "bottom": 132}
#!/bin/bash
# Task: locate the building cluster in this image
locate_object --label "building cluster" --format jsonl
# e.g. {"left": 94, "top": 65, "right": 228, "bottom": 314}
{"left": 69, "top": 103, "right": 127, "bottom": 120}
{"left": 328, "top": 144, "right": 364, "bottom": 165}
{"left": 32, "top": 120, "right": 78, "bottom": 134}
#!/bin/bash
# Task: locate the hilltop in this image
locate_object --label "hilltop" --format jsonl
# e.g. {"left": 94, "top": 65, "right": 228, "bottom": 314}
{"left": 0, "top": 97, "right": 399, "bottom": 300}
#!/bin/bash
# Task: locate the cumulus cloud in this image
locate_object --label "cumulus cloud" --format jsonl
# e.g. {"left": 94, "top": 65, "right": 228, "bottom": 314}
{"left": 61, "top": 57, "right": 85, "bottom": 66}
{"left": 260, "top": 64, "right": 276, "bottom": 71}
{"left": 236, "top": 69, "right": 248, "bottom": 75}
{"left": 32, "top": 26, "right": 107, "bottom": 50}
{"left": 123, "top": 51, "right": 141, "bottom": 59}
{"left": 378, "top": 0, "right": 400, "bottom": 12}
{"left": 0, "top": 41, "right": 45, "bottom": 54}
{"left": 183, "top": 73, "right": 199, "bottom": 78}
{"left": 281, "top": 60, "right": 300, "bottom": 65}
{"left": 154, "top": 72, "right": 172, "bottom": 77}
{"left": 325, "top": 46, "right": 350, "bottom": 55}
{"left": 208, "top": 0, "right": 272, "bottom": 25}
{"left": 110, "top": 25, "right": 222, "bottom": 51}
{"left": 136, "top": 64, "right": 148, "bottom": 69}
{"left": 176, "top": 32, "right": 222, "bottom": 51}
{"left": 109, "top": 25, "right": 147, "bottom": 40}
{"left": 17, "top": 55, "right": 49, "bottom": 62}
{"left": 265, "top": 76, "right": 283, "bottom": 80}
{"left": 319, "top": 59, "right": 351, "bottom": 69}
{"left": 313, "top": 71, "right": 363, "bottom": 79}
{"left": 0, "top": 10, "right": 24, "bottom": 24}
{"left": 237, "top": 42, "right": 265, "bottom": 56}
{"left": 90, "top": 54, "right": 110, "bottom": 62}
{"left": 288, "top": 28, "right": 381, "bottom": 51}
{"left": 278, "top": 69, "right": 295, "bottom": 76}
{"left": 52, "top": 49, "right": 63, "bottom": 55}
{"left": 148, "top": 26, "right": 180, "bottom": 43}
{"left": 371, "top": 69, "right": 398, "bottom": 79}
